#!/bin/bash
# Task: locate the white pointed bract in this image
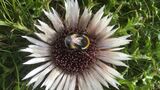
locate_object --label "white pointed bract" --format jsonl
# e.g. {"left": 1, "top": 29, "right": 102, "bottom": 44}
{"left": 21, "top": 0, "right": 131, "bottom": 90}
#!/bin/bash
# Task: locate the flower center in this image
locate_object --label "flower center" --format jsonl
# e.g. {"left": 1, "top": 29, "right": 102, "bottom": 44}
{"left": 64, "top": 34, "right": 90, "bottom": 50}
{"left": 50, "top": 32, "right": 97, "bottom": 74}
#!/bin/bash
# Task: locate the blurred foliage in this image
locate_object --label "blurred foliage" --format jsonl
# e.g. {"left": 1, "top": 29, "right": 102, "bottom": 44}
{"left": 0, "top": 0, "right": 160, "bottom": 90}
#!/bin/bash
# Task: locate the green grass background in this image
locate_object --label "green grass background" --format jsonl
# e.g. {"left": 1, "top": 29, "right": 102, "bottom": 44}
{"left": 0, "top": 0, "right": 160, "bottom": 90}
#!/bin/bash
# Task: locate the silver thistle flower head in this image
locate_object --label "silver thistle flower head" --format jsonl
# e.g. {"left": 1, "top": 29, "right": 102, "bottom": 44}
{"left": 21, "top": 0, "right": 131, "bottom": 90}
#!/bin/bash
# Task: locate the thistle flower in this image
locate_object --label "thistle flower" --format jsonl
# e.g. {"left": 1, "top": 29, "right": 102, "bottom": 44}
{"left": 21, "top": 0, "right": 131, "bottom": 90}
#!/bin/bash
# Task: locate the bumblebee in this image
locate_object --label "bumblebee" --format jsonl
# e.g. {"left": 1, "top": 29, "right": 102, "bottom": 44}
{"left": 64, "top": 34, "right": 90, "bottom": 50}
